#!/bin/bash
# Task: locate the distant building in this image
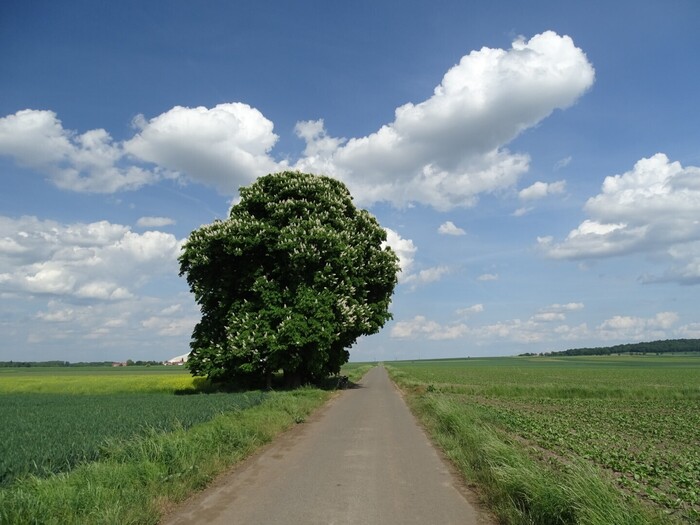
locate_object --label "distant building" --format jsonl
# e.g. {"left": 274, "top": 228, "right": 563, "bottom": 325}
{"left": 164, "top": 353, "right": 189, "bottom": 365}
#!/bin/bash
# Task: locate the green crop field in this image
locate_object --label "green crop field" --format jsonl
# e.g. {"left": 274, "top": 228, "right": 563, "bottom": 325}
{"left": 0, "top": 391, "right": 266, "bottom": 485}
{"left": 0, "top": 365, "right": 338, "bottom": 523}
{"left": 388, "top": 355, "right": 700, "bottom": 524}
{"left": 0, "top": 365, "right": 205, "bottom": 394}
{"left": 0, "top": 361, "right": 370, "bottom": 488}
{"left": 0, "top": 367, "right": 267, "bottom": 485}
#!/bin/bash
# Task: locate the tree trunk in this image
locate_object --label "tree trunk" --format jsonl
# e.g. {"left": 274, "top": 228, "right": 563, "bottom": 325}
{"left": 284, "top": 370, "right": 302, "bottom": 389}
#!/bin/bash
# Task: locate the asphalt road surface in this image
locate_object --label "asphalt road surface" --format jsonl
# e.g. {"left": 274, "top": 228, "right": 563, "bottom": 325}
{"left": 163, "top": 366, "right": 489, "bottom": 525}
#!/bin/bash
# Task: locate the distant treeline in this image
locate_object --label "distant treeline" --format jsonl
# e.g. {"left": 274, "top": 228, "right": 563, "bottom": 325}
{"left": 0, "top": 360, "right": 164, "bottom": 368}
{"left": 522, "top": 338, "right": 700, "bottom": 357}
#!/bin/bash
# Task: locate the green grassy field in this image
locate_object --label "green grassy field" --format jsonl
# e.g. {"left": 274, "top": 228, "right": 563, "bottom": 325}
{"left": 0, "top": 364, "right": 360, "bottom": 524}
{"left": 0, "top": 366, "right": 232, "bottom": 485}
{"left": 388, "top": 355, "right": 700, "bottom": 524}
{"left": 0, "top": 391, "right": 267, "bottom": 485}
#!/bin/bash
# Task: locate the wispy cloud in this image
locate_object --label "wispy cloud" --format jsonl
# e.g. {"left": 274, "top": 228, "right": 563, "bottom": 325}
{"left": 137, "top": 216, "right": 175, "bottom": 228}
{"left": 391, "top": 316, "right": 468, "bottom": 340}
{"left": 404, "top": 266, "right": 450, "bottom": 288}
{"left": 554, "top": 156, "right": 572, "bottom": 170}
{"left": 513, "top": 207, "right": 533, "bottom": 217}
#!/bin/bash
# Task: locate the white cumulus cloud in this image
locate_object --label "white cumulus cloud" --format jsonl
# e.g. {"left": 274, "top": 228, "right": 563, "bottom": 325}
{"left": 540, "top": 154, "right": 700, "bottom": 283}
{"left": 519, "top": 180, "right": 566, "bottom": 200}
{"left": 141, "top": 313, "right": 198, "bottom": 337}
{"left": 438, "top": 221, "right": 466, "bottom": 236}
{"left": 295, "top": 31, "right": 594, "bottom": 209}
{"left": 391, "top": 315, "right": 469, "bottom": 340}
{"left": 1, "top": 32, "right": 593, "bottom": 212}
{"left": 383, "top": 228, "right": 417, "bottom": 278}
{"left": 0, "top": 109, "right": 158, "bottom": 192}
{"left": 294, "top": 119, "right": 346, "bottom": 157}
{"left": 27, "top": 296, "right": 198, "bottom": 357}
{"left": 383, "top": 227, "right": 448, "bottom": 288}
{"left": 0, "top": 216, "right": 183, "bottom": 300}
{"left": 597, "top": 311, "right": 679, "bottom": 341}
{"left": 126, "top": 103, "right": 283, "bottom": 193}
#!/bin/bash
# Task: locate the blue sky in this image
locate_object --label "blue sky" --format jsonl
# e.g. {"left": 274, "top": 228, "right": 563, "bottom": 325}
{"left": 1, "top": 0, "right": 699, "bottom": 362}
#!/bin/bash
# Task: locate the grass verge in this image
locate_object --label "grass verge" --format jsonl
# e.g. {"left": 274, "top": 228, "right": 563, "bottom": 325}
{"left": 341, "top": 362, "right": 374, "bottom": 383}
{"left": 387, "top": 366, "right": 672, "bottom": 525}
{"left": 0, "top": 388, "right": 330, "bottom": 525}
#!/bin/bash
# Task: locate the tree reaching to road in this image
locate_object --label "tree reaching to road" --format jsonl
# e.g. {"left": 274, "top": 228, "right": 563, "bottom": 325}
{"left": 179, "top": 172, "right": 399, "bottom": 387}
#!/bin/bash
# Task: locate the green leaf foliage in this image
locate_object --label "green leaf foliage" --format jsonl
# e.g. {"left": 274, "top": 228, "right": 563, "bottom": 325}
{"left": 179, "top": 172, "right": 399, "bottom": 386}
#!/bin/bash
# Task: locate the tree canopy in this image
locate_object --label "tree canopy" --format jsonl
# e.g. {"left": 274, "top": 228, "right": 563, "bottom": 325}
{"left": 179, "top": 172, "right": 399, "bottom": 386}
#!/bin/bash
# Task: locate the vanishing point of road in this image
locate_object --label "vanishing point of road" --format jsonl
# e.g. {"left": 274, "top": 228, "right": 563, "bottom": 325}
{"left": 163, "top": 366, "right": 491, "bottom": 525}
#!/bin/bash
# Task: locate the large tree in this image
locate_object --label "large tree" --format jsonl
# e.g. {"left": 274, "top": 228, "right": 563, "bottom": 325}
{"left": 179, "top": 172, "right": 399, "bottom": 387}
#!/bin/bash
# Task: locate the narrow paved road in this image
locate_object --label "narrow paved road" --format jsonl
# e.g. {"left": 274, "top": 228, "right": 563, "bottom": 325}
{"left": 163, "top": 366, "right": 489, "bottom": 525}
